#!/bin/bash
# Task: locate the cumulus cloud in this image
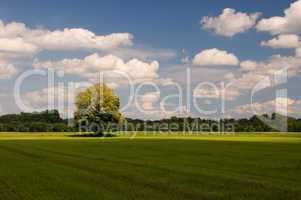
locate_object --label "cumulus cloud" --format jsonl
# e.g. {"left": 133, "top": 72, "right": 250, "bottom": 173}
{"left": 193, "top": 85, "right": 240, "bottom": 101}
{"left": 0, "top": 37, "right": 39, "bottom": 54}
{"left": 296, "top": 48, "right": 301, "bottom": 57}
{"left": 224, "top": 72, "right": 235, "bottom": 80}
{"left": 201, "top": 8, "right": 261, "bottom": 37}
{"left": 125, "top": 103, "right": 189, "bottom": 120}
{"left": 33, "top": 53, "right": 160, "bottom": 85}
{"left": 193, "top": 48, "right": 239, "bottom": 66}
{"left": 209, "top": 53, "right": 301, "bottom": 102}
{"left": 21, "top": 86, "right": 75, "bottom": 118}
{"left": 256, "top": 0, "right": 301, "bottom": 35}
{"left": 193, "top": 86, "right": 219, "bottom": 99}
{"left": 30, "top": 30, "right": 133, "bottom": 51}
{"left": 229, "top": 55, "right": 301, "bottom": 93}
{"left": 261, "top": 34, "right": 301, "bottom": 49}
{"left": 23, "top": 86, "right": 61, "bottom": 106}
{"left": 138, "top": 92, "right": 160, "bottom": 110}
{"left": 0, "top": 19, "right": 133, "bottom": 57}
{"left": 240, "top": 60, "right": 259, "bottom": 71}
{"left": 222, "top": 89, "right": 241, "bottom": 101}
{"left": 233, "top": 97, "right": 301, "bottom": 117}
{"left": 124, "top": 92, "right": 191, "bottom": 120}
{"left": 0, "top": 59, "right": 17, "bottom": 79}
{"left": 233, "top": 73, "right": 267, "bottom": 91}
{"left": 0, "top": 20, "right": 26, "bottom": 38}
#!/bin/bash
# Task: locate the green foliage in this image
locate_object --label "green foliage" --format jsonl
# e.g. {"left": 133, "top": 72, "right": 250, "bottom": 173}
{"left": 0, "top": 107, "right": 300, "bottom": 133}
{"left": 0, "top": 110, "right": 62, "bottom": 123}
{"left": 0, "top": 110, "right": 74, "bottom": 132}
{"left": 123, "top": 113, "right": 301, "bottom": 132}
{"left": 74, "top": 83, "right": 123, "bottom": 134}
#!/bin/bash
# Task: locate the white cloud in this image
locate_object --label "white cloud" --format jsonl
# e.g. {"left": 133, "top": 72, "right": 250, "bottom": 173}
{"left": 124, "top": 91, "right": 191, "bottom": 120}
{"left": 208, "top": 53, "right": 301, "bottom": 102}
{"left": 125, "top": 102, "right": 189, "bottom": 120}
{"left": 29, "top": 29, "right": 133, "bottom": 51}
{"left": 240, "top": 60, "right": 259, "bottom": 71}
{"left": 296, "top": 48, "right": 301, "bottom": 57}
{"left": 33, "top": 53, "right": 160, "bottom": 84}
{"left": 193, "top": 48, "right": 239, "bottom": 66}
{"left": 193, "top": 87, "right": 219, "bottom": 99}
{"left": 138, "top": 92, "right": 160, "bottom": 110}
{"left": 228, "top": 55, "right": 301, "bottom": 92}
{"left": 0, "top": 59, "right": 17, "bottom": 79}
{"left": 256, "top": 0, "right": 301, "bottom": 35}
{"left": 156, "top": 78, "right": 175, "bottom": 86}
{"left": 193, "top": 86, "right": 240, "bottom": 101}
{"left": 84, "top": 54, "right": 122, "bottom": 71}
{"left": 0, "top": 19, "right": 133, "bottom": 56}
{"left": 22, "top": 86, "right": 75, "bottom": 118}
{"left": 233, "top": 73, "right": 267, "bottom": 91}
{"left": 224, "top": 89, "right": 241, "bottom": 101}
{"left": 224, "top": 72, "right": 235, "bottom": 80}
{"left": 0, "top": 37, "right": 39, "bottom": 54}
{"left": 233, "top": 97, "right": 301, "bottom": 116}
{"left": 23, "top": 87, "right": 59, "bottom": 106}
{"left": 261, "top": 34, "right": 301, "bottom": 49}
{"left": 117, "top": 59, "right": 159, "bottom": 81}
{"left": 0, "top": 20, "right": 26, "bottom": 38}
{"left": 201, "top": 8, "right": 261, "bottom": 37}
{"left": 0, "top": 19, "right": 135, "bottom": 82}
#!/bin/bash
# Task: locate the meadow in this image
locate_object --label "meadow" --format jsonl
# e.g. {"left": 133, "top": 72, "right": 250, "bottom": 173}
{"left": 0, "top": 133, "right": 301, "bottom": 200}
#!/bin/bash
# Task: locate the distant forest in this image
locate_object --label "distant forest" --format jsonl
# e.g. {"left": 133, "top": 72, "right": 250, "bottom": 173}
{"left": 0, "top": 110, "right": 301, "bottom": 132}
{"left": 0, "top": 110, "right": 74, "bottom": 132}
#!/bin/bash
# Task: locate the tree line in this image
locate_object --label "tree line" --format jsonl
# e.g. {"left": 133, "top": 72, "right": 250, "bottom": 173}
{"left": 123, "top": 113, "right": 301, "bottom": 132}
{"left": 0, "top": 110, "right": 75, "bottom": 132}
{"left": 0, "top": 110, "right": 301, "bottom": 132}
{"left": 1, "top": 84, "right": 300, "bottom": 133}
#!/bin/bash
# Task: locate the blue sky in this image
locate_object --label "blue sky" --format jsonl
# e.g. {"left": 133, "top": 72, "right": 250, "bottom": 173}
{"left": 0, "top": 0, "right": 293, "bottom": 58}
{"left": 0, "top": 0, "right": 300, "bottom": 119}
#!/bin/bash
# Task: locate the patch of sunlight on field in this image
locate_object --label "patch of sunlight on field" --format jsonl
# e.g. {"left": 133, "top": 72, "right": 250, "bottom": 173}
{"left": 0, "top": 132, "right": 301, "bottom": 143}
{"left": 117, "top": 132, "right": 301, "bottom": 143}
{"left": 0, "top": 132, "right": 79, "bottom": 140}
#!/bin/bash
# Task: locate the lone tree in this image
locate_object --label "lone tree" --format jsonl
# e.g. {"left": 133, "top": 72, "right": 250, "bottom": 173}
{"left": 74, "top": 83, "right": 123, "bottom": 135}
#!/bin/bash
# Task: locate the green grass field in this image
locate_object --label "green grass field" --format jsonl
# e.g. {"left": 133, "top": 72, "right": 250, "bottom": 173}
{"left": 0, "top": 133, "right": 301, "bottom": 200}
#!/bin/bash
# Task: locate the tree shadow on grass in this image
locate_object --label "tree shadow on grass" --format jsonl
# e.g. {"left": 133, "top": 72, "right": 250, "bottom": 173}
{"left": 69, "top": 133, "right": 117, "bottom": 138}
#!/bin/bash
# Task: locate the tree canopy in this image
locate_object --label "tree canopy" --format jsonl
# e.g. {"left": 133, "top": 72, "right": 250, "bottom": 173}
{"left": 74, "top": 83, "right": 123, "bottom": 134}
